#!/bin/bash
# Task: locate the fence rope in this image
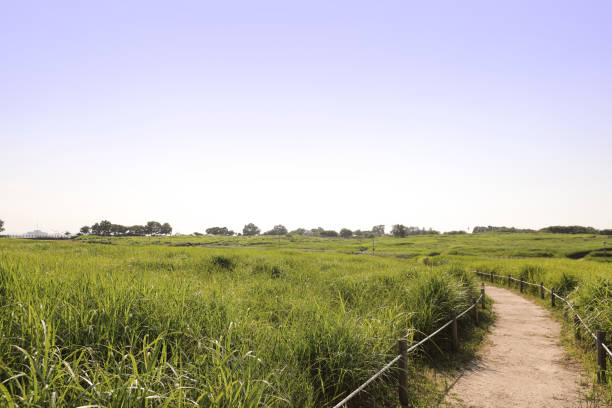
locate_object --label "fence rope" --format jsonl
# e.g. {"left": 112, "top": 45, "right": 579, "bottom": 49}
{"left": 565, "top": 301, "right": 597, "bottom": 340}
{"left": 332, "top": 293, "right": 482, "bottom": 408}
{"left": 331, "top": 354, "right": 402, "bottom": 408}
{"left": 603, "top": 343, "right": 612, "bottom": 359}
{"left": 456, "top": 302, "right": 477, "bottom": 319}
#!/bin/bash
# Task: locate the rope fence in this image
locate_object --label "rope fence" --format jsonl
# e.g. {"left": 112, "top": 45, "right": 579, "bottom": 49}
{"left": 332, "top": 292, "right": 484, "bottom": 408}
{"left": 475, "top": 270, "right": 611, "bottom": 383}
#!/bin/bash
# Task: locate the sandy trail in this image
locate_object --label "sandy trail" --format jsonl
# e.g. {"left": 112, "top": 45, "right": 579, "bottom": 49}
{"left": 444, "top": 285, "right": 584, "bottom": 408}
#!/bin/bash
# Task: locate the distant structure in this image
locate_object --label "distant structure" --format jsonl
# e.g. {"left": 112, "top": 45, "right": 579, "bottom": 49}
{"left": 8, "top": 230, "right": 68, "bottom": 239}
{"left": 25, "top": 230, "right": 49, "bottom": 238}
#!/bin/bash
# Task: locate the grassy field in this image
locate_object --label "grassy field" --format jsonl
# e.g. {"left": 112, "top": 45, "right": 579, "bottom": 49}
{"left": 76, "top": 232, "right": 611, "bottom": 261}
{"left": 0, "top": 232, "right": 610, "bottom": 406}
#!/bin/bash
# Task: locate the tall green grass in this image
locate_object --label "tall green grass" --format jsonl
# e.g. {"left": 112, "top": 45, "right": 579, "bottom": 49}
{"left": 0, "top": 240, "right": 480, "bottom": 407}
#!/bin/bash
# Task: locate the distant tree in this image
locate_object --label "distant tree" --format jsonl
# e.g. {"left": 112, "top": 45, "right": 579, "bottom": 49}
{"left": 87, "top": 220, "right": 173, "bottom": 236}
{"left": 372, "top": 225, "right": 385, "bottom": 236}
{"left": 264, "top": 225, "right": 288, "bottom": 235}
{"left": 320, "top": 230, "right": 339, "bottom": 237}
{"left": 310, "top": 227, "right": 324, "bottom": 237}
{"left": 0, "top": 219, "right": 4, "bottom": 233}
{"left": 406, "top": 226, "right": 424, "bottom": 235}
{"left": 444, "top": 230, "right": 467, "bottom": 235}
{"left": 127, "top": 225, "right": 146, "bottom": 236}
{"left": 160, "top": 222, "right": 172, "bottom": 235}
{"left": 145, "top": 221, "right": 162, "bottom": 235}
{"left": 206, "top": 227, "right": 223, "bottom": 235}
{"left": 193, "top": 232, "right": 203, "bottom": 236}
{"left": 111, "top": 224, "right": 128, "bottom": 235}
{"left": 243, "top": 223, "right": 261, "bottom": 236}
{"left": 98, "top": 220, "right": 112, "bottom": 235}
{"left": 473, "top": 225, "right": 534, "bottom": 234}
{"left": 391, "top": 224, "right": 407, "bottom": 238}
{"left": 387, "top": 226, "right": 439, "bottom": 236}
{"left": 88, "top": 221, "right": 120, "bottom": 236}
{"left": 600, "top": 229, "right": 612, "bottom": 236}
{"left": 64, "top": 231, "right": 71, "bottom": 237}
{"left": 540, "top": 225, "right": 598, "bottom": 234}
{"left": 206, "top": 227, "right": 232, "bottom": 236}
{"left": 340, "top": 228, "right": 353, "bottom": 238}
{"left": 290, "top": 228, "right": 307, "bottom": 235}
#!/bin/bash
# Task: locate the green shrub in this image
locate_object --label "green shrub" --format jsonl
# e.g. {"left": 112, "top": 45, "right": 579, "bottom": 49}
{"left": 566, "top": 250, "right": 592, "bottom": 259}
{"left": 210, "top": 255, "right": 235, "bottom": 270}
{"left": 519, "top": 264, "right": 544, "bottom": 282}
{"left": 422, "top": 256, "right": 449, "bottom": 266}
{"left": 550, "top": 272, "right": 578, "bottom": 296}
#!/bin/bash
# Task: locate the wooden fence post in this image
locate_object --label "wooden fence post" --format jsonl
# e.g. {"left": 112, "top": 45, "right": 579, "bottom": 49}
{"left": 398, "top": 338, "right": 409, "bottom": 408}
{"left": 519, "top": 278, "right": 524, "bottom": 293}
{"left": 472, "top": 297, "right": 479, "bottom": 327}
{"left": 551, "top": 288, "right": 556, "bottom": 307}
{"left": 574, "top": 313, "right": 580, "bottom": 340}
{"left": 540, "top": 282, "right": 544, "bottom": 299}
{"left": 450, "top": 309, "right": 458, "bottom": 353}
{"left": 490, "top": 271, "right": 493, "bottom": 282}
{"left": 507, "top": 274, "right": 511, "bottom": 286}
{"left": 596, "top": 330, "right": 606, "bottom": 384}
{"left": 481, "top": 284, "right": 486, "bottom": 309}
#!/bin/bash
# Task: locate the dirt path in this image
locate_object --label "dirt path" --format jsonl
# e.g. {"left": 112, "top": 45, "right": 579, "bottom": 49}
{"left": 444, "top": 285, "right": 585, "bottom": 408}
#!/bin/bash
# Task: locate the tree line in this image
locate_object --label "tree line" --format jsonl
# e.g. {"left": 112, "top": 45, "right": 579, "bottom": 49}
{"left": 199, "top": 224, "right": 443, "bottom": 238}
{"left": 473, "top": 225, "right": 612, "bottom": 235}
{"left": 540, "top": 225, "right": 612, "bottom": 235}
{"left": 80, "top": 220, "right": 172, "bottom": 236}
{"left": 202, "top": 223, "right": 612, "bottom": 237}
{"left": 4, "top": 218, "right": 610, "bottom": 238}
{"left": 472, "top": 226, "right": 536, "bottom": 233}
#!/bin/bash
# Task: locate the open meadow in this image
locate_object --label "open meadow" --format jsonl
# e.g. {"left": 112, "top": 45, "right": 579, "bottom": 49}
{"left": 0, "top": 233, "right": 610, "bottom": 407}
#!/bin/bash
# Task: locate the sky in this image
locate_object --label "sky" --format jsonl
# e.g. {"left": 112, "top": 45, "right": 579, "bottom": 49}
{"left": 1, "top": 1, "right": 611, "bottom": 235}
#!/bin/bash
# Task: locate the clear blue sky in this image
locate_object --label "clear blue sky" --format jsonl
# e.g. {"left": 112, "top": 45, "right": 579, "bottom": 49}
{"left": 1, "top": 1, "right": 611, "bottom": 234}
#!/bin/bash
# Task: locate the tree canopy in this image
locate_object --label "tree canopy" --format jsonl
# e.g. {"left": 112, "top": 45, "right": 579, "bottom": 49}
{"left": 472, "top": 225, "right": 607, "bottom": 234}
{"left": 206, "top": 227, "right": 235, "bottom": 236}
{"left": 540, "top": 225, "right": 599, "bottom": 234}
{"left": 83, "top": 220, "right": 172, "bottom": 236}
{"left": 372, "top": 225, "right": 385, "bottom": 236}
{"left": 339, "top": 228, "right": 352, "bottom": 238}
{"left": 391, "top": 224, "right": 407, "bottom": 237}
{"left": 391, "top": 225, "right": 439, "bottom": 237}
{"left": 263, "top": 225, "right": 288, "bottom": 235}
{"left": 242, "top": 223, "right": 261, "bottom": 236}
{"left": 319, "top": 230, "right": 339, "bottom": 237}
{"left": 472, "top": 225, "right": 535, "bottom": 233}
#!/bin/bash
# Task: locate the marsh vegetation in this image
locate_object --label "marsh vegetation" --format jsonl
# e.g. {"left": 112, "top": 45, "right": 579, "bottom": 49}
{"left": 0, "top": 232, "right": 609, "bottom": 406}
